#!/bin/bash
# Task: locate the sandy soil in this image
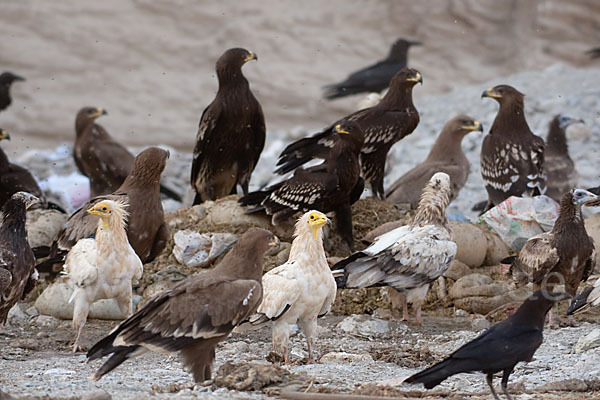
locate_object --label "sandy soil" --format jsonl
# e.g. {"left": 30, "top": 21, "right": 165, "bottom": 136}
{"left": 1, "top": 0, "right": 599, "bottom": 156}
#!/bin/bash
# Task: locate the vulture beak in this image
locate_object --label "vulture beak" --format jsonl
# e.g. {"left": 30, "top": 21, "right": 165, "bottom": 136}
{"left": 407, "top": 72, "right": 423, "bottom": 84}
{"left": 462, "top": 120, "right": 483, "bottom": 132}
{"left": 573, "top": 189, "right": 600, "bottom": 206}
{"left": 307, "top": 211, "right": 329, "bottom": 241}
{"left": 23, "top": 193, "right": 40, "bottom": 210}
{"left": 482, "top": 88, "right": 501, "bottom": 99}
{"left": 86, "top": 201, "right": 111, "bottom": 217}
{"left": 335, "top": 124, "right": 350, "bottom": 135}
{"left": 244, "top": 51, "right": 257, "bottom": 62}
{"left": 0, "top": 130, "right": 10, "bottom": 141}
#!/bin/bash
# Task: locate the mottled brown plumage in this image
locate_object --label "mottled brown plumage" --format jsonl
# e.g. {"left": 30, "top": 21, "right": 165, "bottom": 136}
{"left": 87, "top": 228, "right": 278, "bottom": 383}
{"left": 191, "top": 48, "right": 265, "bottom": 204}
{"left": 0, "top": 129, "right": 48, "bottom": 209}
{"left": 240, "top": 121, "right": 364, "bottom": 248}
{"left": 0, "top": 192, "right": 39, "bottom": 323}
{"left": 480, "top": 85, "right": 546, "bottom": 211}
{"left": 277, "top": 68, "right": 422, "bottom": 199}
{"left": 386, "top": 115, "right": 482, "bottom": 208}
{"left": 511, "top": 189, "right": 597, "bottom": 299}
{"left": 545, "top": 114, "right": 582, "bottom": 202}
{"left": 74, "top": 107, "right": 181, "bottom": 201}
{"left": 40, "top": 147, "right": 171, "bottom": 274}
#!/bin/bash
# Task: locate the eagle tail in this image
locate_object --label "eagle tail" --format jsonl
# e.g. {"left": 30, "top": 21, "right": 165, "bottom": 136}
{"left": 239, "top": 187, "right": 276, "bottom": 209}
{"left": 322, "top": 82, "right": 359, "bottom": 100}
{"left": 275, "top": 131, "right": 331, "bottom": 175}
{"left": 159, "top": 184, "right": 183, "bottom": 202}
{"left": 90, "top": 345, "right": 141, "bottom": 381}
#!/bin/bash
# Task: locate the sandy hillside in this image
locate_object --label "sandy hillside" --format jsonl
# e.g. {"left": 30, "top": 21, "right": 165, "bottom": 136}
{"left": 1, "top": 0, "right": 599, "bottom": 159}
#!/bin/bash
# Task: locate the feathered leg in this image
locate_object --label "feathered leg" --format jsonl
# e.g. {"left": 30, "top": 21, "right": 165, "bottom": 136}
{"left": 272, "top": 321, "right": 291, "bottom": 364}
{"left": 180, "top": 338, "right": 220, "bottom": 383}
{"left": 72, "top": 295, "right": 91, "bottom": 353}
{"left": 299, "top": 318, "right": 318, "bottom": 363}
{"left": 389, "top": 289, "right": 409, "bottom": 321}
{"left": 116, "top": 290, "right": 133, "bottom": 317}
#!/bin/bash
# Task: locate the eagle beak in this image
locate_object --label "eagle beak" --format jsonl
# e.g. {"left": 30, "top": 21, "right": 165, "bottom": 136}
{"left": 407, "top": 72, "right": 423, "bottom": 84}
{"left": 462, "top": 120, "right": 483, "bottom": 132}
{"left": 244, "top": 51, "right": 257, "bottom": 62}
{"left": 268, "top": 235, "right": 280, "bottom": 249}
{"left": 335, "top": 124, "right": 350, "bottom": 135}
{"left": 482, "top": 88, "right": 501, "bottom": 99}
{"left": 0, "top": 130, "right": 10, "bottom": 141}
{"left": 91, "top": 108, "right": 107, "bottom": 118}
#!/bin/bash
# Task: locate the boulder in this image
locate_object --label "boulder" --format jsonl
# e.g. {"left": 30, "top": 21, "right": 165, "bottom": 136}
{"left": 336, "top": 314, "right": 390, "bottom": 336}
{"left": 575, "top": 328, "right": 600, "bottom": 353}
{"left": 172, "top": 230, "right": 237, "bottom": 268}
{"left": 26, "top": 208, "right": 68, "bottom": 248}
{"left": 35, "top": 282, "right": 142, "bottom": 320}
{"left": 480, "top": 226, "right": 511, "bottom": 266}
{"left": 449, "top": 222, "right": 488, "bottom": 267}
{"left": 449, "top": 274, "right": 501, "bottom": 299}
{"left": 445, "top": 260, "right": 472, "bottom": 281}
{"left": 449, "top": 273, "right": 529, "bottom": 314}
{"left": 204, "top": 198, "right": 272, "bottom": 230}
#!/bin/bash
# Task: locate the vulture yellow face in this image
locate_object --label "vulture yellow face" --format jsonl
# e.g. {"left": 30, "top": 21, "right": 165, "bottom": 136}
{"left": 307, "top": 211, "right": 329, "bottom": 241}
{"left": 87, "top": 201, "right": 112, "bottom": 218}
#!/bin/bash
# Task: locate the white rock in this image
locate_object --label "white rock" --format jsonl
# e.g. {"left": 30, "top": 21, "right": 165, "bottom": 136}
{"left": 336, "top": 314, "right": 389, "bottom": 336}
{"left": 33, "top": 315, "right": 60, "bottom": 328}
{"left": 576, "top": 328, "right": 600, "bottom": 353}
{"left": 320, "top": 351, "right": 374, "bottom": 364}
{"left": 35, "top": 282, "right": 142, "bottom": 320}
{"left": 7, "top": 303, "right": 31, "bottom": 325}
{"left": 172, "top": 230, "right": 238, "bottom": 267}
{"left": 44, "top": 368, "right": 75, "bottom": 375}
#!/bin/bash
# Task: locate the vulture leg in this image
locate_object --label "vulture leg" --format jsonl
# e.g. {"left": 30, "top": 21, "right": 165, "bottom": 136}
{"left": 501, "top": 367, "right": 514, "bottom": 400}
{"left": 72, "top": 295, "right": 91, "bottom": 353}
{"left": 299, "top": 318, "right": 317, "bottom": 363}
{"left": 486, "top": 373, "right": 501, "bottom": 400}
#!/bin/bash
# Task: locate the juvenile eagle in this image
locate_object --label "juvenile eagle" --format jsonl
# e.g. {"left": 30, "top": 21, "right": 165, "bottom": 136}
{"left": 0, "top": 192, "right": 39, "bottom": 323}
{"left": 545, "top": 114, "right": 582, "bottom": 202}
{"left": 244, "top": 211, "right": 335, "bottom": 364}
{"left": 510, "top": 189, "right": 598, "bottom": 325}
{"left": 64, "top": 199, "right": 143, "bottom": 352}
{"left": 87, "top": 228, "right": 278, "bottom": 383}
{"left": 480, "top": 85, "right": 546, "bottom": 211}
{"left": 386, "top": 115, "right": 482, "bottom": 209}
{"left": 38, "top": 147, "right": 171, "bottom": 276}
{"left": 0, "top": 72, "right": 25, "bottom": 112}
{"left": 277, "top": 68, "right": 422, "bottom": 199}
{"left": 323, "top": 39, "right": 421, "bottom": 100}
{"left": 74, "top": 107, "right": 181, "bottom": 201}
{"left": 191, "top": 48, "right": 265, "bottom": 204}
{"left": 240, "top": 122, "right": 364, "bottom": 248}
{"left": 332, "top": 172, "right": 456, "bottom": 324}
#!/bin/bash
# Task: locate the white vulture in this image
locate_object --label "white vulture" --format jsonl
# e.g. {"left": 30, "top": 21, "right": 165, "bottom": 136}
{"left": 332, "top": 172, "right": 457, "bottom": 325}
{"left": 245, "top": 210, "right": 335, "bottom": 364}
{"left": 64, "top": 199, "right": 143, "bottom": 352}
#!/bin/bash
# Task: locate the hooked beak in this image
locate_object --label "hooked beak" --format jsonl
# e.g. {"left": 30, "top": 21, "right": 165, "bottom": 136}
{"left": 482, "top": 88, "right": 501, "bottom": 99}
{"left": 268, "top": 235, "right": 280, "bottom": 249}
{"left": 0, "top": 130, "right": 10, "bottom": 141}
{"left": 462, "top": 120, "right": 483, "bottom": 132}
{"left": 24, "top": 194, "right": 40, "bottom": 210}
{"left": 335, "top": 124, "right": 350, "bottom": 135}
{"left": 244, "top": 51, "right": 257, "bottom": 62}
{"left": 407, "top": 72, "right": 423, "bottom": 84}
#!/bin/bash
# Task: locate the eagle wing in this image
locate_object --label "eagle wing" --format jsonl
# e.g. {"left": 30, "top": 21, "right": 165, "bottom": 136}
{"left": 514, "top": 233, "right": 559, "bottom": 285}
{"left": 190, "top": 103, "right": 220, "bottom": 187}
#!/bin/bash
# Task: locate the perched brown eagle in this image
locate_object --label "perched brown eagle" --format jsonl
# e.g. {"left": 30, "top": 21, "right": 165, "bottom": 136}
{"left": 322, "top": 38, "right": 421, "bottom": 100}
{"left": 0, "top": 72, "right": 25, "bottom": 112}
{"left": 545, "top": 114, "right": 582, "bottom": 202}
{"left": 241, "top": 211, "right": 335, "bottom": 364}
{"left": 480, "top": 85, "right": 546, "bottom": 211}
{"left": 64, "top": 199, "right": 143, "bottom": 352}
{"left": 0, "top": 129, "right": 49, "bottom": 209}
{"left": 37, "top": 147, "right": 171, "bottom": 276}
{"left": 332, "top": 172, "right": 457, "bottom": 325}
{"left": 511, "top": 189, "right": 598, "bottom": 325}
{"left": 87, "top": 228, "right": 278, "bottom": 383}
{"left": 386, "top": 115, "right": 482, "bottom": 209}
{"left": 240, "top": 122, "right": 364, "bottom": 248}
{"left": 277, "top": 68, "right": 422, "bottom": 199}
{"left": 73, "top": 107, "right": 181, "bottom": 201}
{"left": 191, "top": 48, "right": 266, "bottom": 204}
{"left": 0, "top": 192, "right": 39, "bottom": 324}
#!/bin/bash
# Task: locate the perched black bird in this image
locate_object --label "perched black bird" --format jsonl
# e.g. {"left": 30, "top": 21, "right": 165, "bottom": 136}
{"left": 87, "top": 228, "right": 278, "bottom": 383}
{"left": 0, "top": 72, "right": 25, "bottom": 112}
{"left": 545, "top": 114, "right": 583, "bottom": 202}
{"left": 74, "top": 107, "right": 182, "bottom": 201}
{"left": 191, "top": 48, "right": 266, "bottom": 204}
{"left": 277, "top": 68, "right": 421, "bottom": 199}
{"left": 0, "top": 129, "right": 48, "bottom": 209}
{"left": 0, "top": 192, "right": 39, "bottom": 323}
{"left": 240, "top": 122, "right": 364, "bottom": 248}
{"left": 480, "top": 85, "right": 546, "bottom": 212}
{"left": 405, "top": 290, "right": 572, "bottom": 400}
{"left": 323, "top": 38, "right": 421, "bottom": 100}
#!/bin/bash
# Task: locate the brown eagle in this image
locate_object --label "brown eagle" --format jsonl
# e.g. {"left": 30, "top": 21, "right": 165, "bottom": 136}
{"left": 87, "top": 228, "right": 278, "bottom": 383}
{"left": 386, "top": 115, "right": 482, "bottom": 209}
{"left": 74, "top": 107, "right": 181, "bottom": 201}
{"left": 480, "top": 85, "right": 546, "bottom": 211}
{"left": 277, "top": 68, "right": 422, "bottom": 199}
{"left": 0, "top": 192, "right": 39, "bottom": 323}
{"left": 191, "top": 48, "right": 266, "bottom": 204}
{"left": 240, "top": 122, "right": 364, "bottom": 248}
